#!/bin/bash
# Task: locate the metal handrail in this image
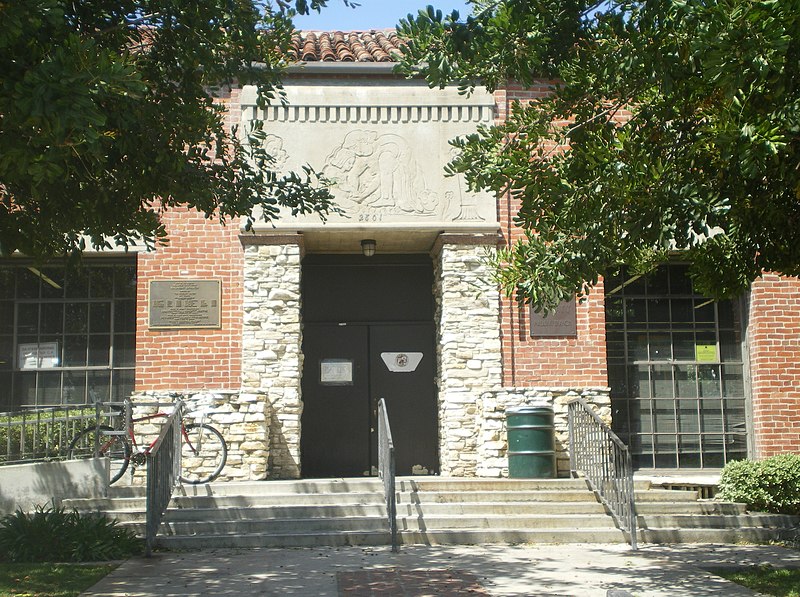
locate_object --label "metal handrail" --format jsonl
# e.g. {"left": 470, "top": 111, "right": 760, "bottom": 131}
{"left": 377, "top": 398, "right": 398, "bottom": 552}
{"left": 568, "top": 397, "right": 638, "bottom": 549}
{"left": 0, "top": 404, "right": 112, "bottom": 464}
{"left": 144, "top": 400, "right": 184, "bottom": 557}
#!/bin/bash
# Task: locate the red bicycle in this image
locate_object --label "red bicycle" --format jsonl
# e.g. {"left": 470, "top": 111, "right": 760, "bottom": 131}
{"left": 67, "top": 402, "right": 227, "bottom": 485}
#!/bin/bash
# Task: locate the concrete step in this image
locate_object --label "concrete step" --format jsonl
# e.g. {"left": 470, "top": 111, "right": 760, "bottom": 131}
{"left": 396, "top": 514, "right": 617, "bottom": 531}
{"left": 103, "top": 503, "right": 391, "bottom": 523}
{"left": 167, "top": 503, "right": 388, "bottom": 521}
{"left": 157, "top": 526, "right": 626, "bottom": 549}
{"left": 107, "top": 477, "right": 603, "bottom": 498}
{"left": 398, "top": 490, "right": 601, "bottom": 503}
{"left": 176, "top": 479, "right": 385, "bottom": 496}
{"left": 639, "top": 513, "right": 800, "bottom": 530}
{"left": 67, "top": 491, "right": 386, "bottom": 511}
{"left": 640, "top": 526, "right": 795, "bottom": 544}
{"left": 157, "top": 530, "right": 392, "bottom": 549}
{"left": 396, "top": 501, "right": 608, "bottom": 516}
{"left": 635, "top": 501, "right": 746, "bottom": 515}
{"left": 155, "top": 515, "right": 389, "bottom": 536}
{"left": 396, "top": 478, "right": 595, "bottom": 492}
{"left": 397, "top": 528, "right": 626, "bottom": 545}
{"left": 106, "top": 479, "right": 386, "bottom": 498}
{"left": 634, "top": 489, "right": 699, "bottom": 502}
{"left": 63, "top": 497, "right": 147, "bottom": 512}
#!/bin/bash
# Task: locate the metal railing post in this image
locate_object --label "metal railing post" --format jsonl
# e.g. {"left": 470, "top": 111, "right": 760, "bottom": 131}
{"left": 377, "top": 398, "right": 398, "bottom": 552}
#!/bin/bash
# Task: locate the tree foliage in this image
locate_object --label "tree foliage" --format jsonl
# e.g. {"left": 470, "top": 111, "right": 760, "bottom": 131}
{"left": 399, "top": 0, "right": 800, "bottom": 310}
{"left": 0, "top": 0, "right": 345, "bottom": 259}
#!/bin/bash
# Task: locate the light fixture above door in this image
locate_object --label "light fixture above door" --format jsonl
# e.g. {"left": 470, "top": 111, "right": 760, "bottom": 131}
{"left": 361, "top": 239, "right": 376, "bottom": 257}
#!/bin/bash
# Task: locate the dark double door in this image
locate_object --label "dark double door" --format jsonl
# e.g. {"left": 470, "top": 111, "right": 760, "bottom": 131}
{"left": 300, "top": 255, "right": 438, "bottom": 478}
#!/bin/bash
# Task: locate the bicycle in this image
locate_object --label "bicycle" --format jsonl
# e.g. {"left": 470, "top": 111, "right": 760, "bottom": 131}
{"left": 67, "top": 400, "right": 228, "bottom": 485}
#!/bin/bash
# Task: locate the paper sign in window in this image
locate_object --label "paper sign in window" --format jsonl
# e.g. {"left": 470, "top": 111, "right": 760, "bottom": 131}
{"left": 381, "top": 352, "right": 423, "bottom": 373}
{"left": 18, "top": 342, "right": 59, "bottom": 369}
{"left": 695, "top": 344, "right": 717, "bottom": 362}
{"left": 320, "top": 359, "right": 353, "bottom": 385}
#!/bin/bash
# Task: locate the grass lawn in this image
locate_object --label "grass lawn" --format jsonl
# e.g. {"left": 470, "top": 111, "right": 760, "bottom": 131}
{"left": 0, "top": 563, "right": 117, "bottom": 597}
{"left": 713, "top": 566, "right": 800, "bottom": 597}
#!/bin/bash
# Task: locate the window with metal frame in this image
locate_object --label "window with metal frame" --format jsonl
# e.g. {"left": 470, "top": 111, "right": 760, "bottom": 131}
{"left": 0, "top": 260, "right": 136, "bottom": 411}
{"left": 605, "top": 264, "right": 747, "bottom": 469}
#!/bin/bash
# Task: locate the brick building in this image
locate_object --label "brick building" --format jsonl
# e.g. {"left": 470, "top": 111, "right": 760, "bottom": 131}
{"left": 2, "top": 31, "right": 798, "bottom": 481}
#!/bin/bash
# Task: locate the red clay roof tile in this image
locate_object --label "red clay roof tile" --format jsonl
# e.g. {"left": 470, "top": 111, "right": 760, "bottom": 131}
{"left": 290, "top": 30, "right": 406, "bottom": 63}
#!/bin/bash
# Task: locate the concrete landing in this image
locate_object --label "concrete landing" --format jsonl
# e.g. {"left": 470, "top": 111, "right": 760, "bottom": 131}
{"left": 81, "top": 543, "right": 800, "bottom": 596}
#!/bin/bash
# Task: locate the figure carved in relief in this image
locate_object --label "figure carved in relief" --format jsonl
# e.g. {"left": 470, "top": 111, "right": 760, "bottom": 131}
{"left": 322, "top": 130, "right": 438, "bottom": 215}
{"left": 263, "top": 134, "right": 289, "bottom": 169}
{"left": 450, "top": 148, "right": 485, "bottom": 221}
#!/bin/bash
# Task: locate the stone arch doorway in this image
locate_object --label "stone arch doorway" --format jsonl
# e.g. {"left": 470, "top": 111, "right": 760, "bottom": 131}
{"left": 300, "top": 254, "right": 439, "bottom": 478}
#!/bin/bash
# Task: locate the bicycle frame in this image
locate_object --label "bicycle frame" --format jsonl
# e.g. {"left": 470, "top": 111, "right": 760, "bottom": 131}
{"left": 74, "top": 399, "right": 227, "bottom": 485}
{"left": 89, "top": 402, "right": 181, "bottom": 472}
{"left": 126, "top": 409, "right": 191, "bottom": 457}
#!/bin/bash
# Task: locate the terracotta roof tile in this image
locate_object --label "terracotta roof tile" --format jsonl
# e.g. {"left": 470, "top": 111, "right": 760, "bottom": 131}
{"left": 289, "top": 29, "right": 407, "bottom": 63}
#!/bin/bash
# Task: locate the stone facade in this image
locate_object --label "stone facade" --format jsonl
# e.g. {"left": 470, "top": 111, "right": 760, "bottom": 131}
{"left": 430, "top": 234, "right": 611, "bottom": 479}
{"left": 241, "top": 238, "right": 304, "bottom": 479}
{"left": 127, "top": 390, "right": 269, "bottom": 484}
{"left": 477, "top": 388, "right": 611, "bottom": 478}
{"left": 433, "top": 236, "right": 503, "bottom": 476}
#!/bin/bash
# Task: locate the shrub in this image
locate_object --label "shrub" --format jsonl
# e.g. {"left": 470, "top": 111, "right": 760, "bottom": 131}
{"left": 717, "top": 453, "right": 800, "bottom": 515}
{"left": 0, "top": 506, "right": 141, "bottom": 562}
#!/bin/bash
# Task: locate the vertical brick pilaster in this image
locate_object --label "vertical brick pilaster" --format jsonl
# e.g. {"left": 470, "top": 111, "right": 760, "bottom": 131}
{"left": 748, "top": 274, "right": 800, "bottom": 458}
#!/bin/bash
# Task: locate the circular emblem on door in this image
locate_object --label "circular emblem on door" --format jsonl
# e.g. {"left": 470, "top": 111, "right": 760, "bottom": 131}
{"left": 395, "top": 354, "right": 409, "bottom": 368}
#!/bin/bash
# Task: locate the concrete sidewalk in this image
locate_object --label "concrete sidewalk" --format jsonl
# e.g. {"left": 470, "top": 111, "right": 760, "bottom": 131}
{"left": 82, "top": 543, "right": 800, "bottom": 596}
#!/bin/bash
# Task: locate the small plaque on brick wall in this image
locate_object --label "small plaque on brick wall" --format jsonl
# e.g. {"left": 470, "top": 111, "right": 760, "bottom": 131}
{"left": 149, "top": 280, "right": 221, "bottom": 329}
{"left": 530, "top": 299, "right": 577, "bottom": 337}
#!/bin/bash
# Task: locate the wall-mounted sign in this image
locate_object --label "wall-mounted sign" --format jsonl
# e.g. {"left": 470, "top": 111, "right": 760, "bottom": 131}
{"left": 18, "top": 342, "right": 59, "bottom": 369}
{"left": 149, "top": 280, "right": 221, "bottom": 329}
{"left": 530, "top": 300, "right": 578, "bottom": 338}
{"left": 320, "top": 359, "right": 354, "bottom": 385}
{"left": 380, "top": 352, "right": 424, "bottom": 373}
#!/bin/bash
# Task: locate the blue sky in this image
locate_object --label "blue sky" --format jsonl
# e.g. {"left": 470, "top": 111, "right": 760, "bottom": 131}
{"left": 294, "top": 0, "right": 472, "bottom": 31}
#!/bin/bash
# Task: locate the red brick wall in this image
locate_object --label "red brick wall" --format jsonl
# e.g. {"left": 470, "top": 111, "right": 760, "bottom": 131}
{"left": 495, "top": 82, "right": 608, "bottom": 388}
{"left": 133, "top": 86, "right": 244, "bottom": 392}
{"left": 135, "top": 207, "right": 243, "bottom": 391}
{"left": 748, "top": 274, "right": 800, "bottom": 457}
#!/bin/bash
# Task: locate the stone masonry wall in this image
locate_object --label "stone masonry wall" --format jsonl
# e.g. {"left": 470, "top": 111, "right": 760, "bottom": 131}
{"left": 241, "top": 238, "right": 304, "bottom": 479}
{"left": 477, "top": 388, "right": 611, "bottom": 478}
{"left": 123, "top": 390, "right": 269, "bottom": 485}
{"left": 434, "top": 236, "right": 503, "bottom": 476}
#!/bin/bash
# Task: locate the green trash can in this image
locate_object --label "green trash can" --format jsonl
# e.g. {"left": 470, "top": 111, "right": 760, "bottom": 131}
{"left": 507, "top": 406, "right": 556, "bottom": 478}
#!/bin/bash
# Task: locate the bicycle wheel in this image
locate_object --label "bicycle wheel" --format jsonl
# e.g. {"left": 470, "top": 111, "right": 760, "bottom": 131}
{"left": 67, "top": 425, "right": 131, "bottom": 485}
{"left": 179, "top": 423, "right": 227, "bottom": 484}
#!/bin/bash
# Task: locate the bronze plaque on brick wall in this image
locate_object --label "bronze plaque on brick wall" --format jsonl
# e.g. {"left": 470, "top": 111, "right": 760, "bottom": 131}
{"left": 149, "top": 280, "right": 221, "bottom": 329}
{"left": 530, "top": 299, "right": 577, "bottom": 337}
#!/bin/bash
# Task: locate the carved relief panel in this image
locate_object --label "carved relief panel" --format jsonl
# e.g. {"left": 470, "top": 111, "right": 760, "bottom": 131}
{"left": 240, "top": 82, "right": 498, "bottom": 230}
